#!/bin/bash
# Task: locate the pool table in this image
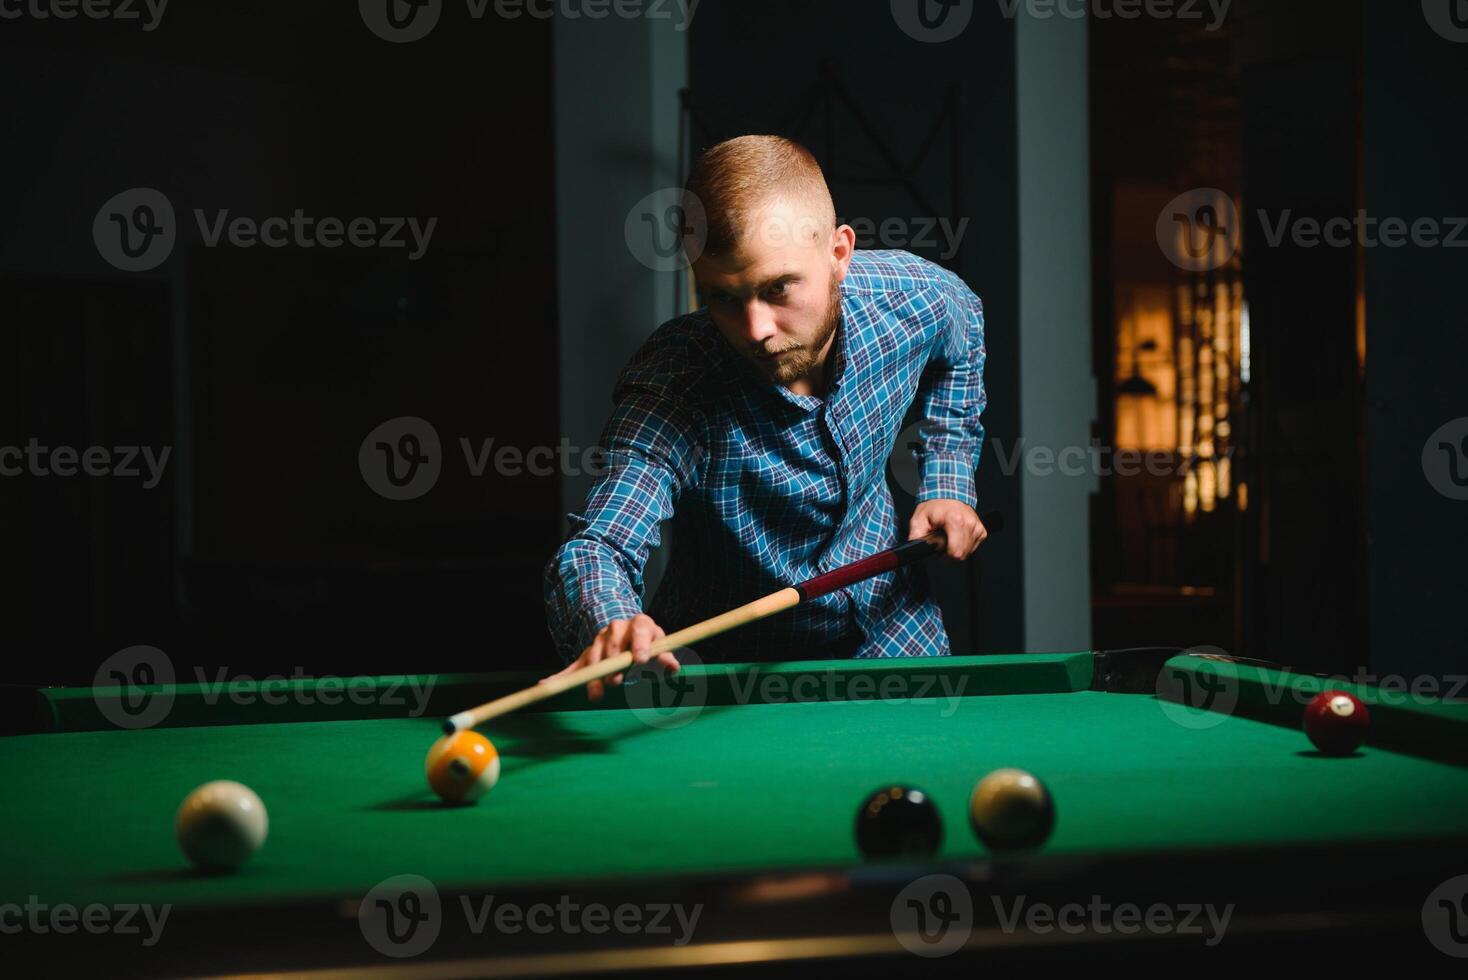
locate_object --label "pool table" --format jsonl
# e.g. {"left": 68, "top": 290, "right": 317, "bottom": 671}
{"left": 3, "top": 650, "right": 1467, "bottom": 975}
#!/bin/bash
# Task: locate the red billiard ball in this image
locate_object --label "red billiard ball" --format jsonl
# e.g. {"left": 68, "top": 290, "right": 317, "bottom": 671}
{"left": 1303, "top": 690, "right": 1371, "bottom": 755}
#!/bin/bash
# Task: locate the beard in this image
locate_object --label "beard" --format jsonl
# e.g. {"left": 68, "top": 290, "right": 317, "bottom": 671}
{"left": 764, "top": 278, "right": 843, "bottom": 385}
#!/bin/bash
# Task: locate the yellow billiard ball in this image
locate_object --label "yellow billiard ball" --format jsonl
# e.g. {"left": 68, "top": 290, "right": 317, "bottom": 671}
{"left": 425, "top": 730, "right": 500, "bottom": 804}
{"left": 969, "top": 768, "right": 1054, "bottom": 850}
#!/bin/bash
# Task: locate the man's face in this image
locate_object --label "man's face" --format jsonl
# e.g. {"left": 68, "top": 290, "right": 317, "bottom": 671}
{"left": 692, "top": 199, "right": 853, "bottom": 387}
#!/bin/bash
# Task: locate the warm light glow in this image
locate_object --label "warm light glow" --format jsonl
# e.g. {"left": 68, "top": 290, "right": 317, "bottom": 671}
{"left": 1240, "top": 301, "right": 1251, "bottom": 385}
{"left": 1114, "top": 284, "right": 1178, "bottom": 450}
{"left": 1198, "top": 461, "right": 1216, "bottom": 513}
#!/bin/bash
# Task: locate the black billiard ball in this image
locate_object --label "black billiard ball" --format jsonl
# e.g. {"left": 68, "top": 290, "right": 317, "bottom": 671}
{"left": 855, "top": 785, "right": 943, "bottom": 859}
{"left": 969, "top": 768, "right": 1054, "bottom": 850}
{"left": 1303, "top": 690, "right": 1371, "bottom": 755}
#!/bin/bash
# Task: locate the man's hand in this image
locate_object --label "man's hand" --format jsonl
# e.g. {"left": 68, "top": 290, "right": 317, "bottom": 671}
{"left": 538, "top": 613, "right": 680, "bottom": 702}
{"left": 910, "top": 499, "right": 988, "bottom": 560}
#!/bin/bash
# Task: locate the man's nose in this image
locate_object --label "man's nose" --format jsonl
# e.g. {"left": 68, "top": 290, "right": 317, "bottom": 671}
{"left": 737, "top": 303, "right": 778, "bottom": 347}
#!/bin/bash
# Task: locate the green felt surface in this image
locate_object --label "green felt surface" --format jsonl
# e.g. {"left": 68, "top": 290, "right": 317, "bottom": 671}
{"left": 4, "top": 682, "right": 1468, "bottom": 912}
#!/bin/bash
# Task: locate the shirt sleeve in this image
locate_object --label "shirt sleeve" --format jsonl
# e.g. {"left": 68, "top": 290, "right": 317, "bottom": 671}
{"left": 542, "top": 384, "right": 706, "bottom": 663}
{"left": 913, "top": 272, "right": 987, "bottom": 506}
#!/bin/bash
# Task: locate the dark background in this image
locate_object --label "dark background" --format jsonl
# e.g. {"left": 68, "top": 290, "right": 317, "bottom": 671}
{"left": 2, "top": 1, "right": 1464, "bottom": 688}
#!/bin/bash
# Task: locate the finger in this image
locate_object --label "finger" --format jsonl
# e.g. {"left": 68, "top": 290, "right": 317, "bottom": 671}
{"left": 908, "top": 512, "right": 932, "bottom": 540}
{"left": 657, "top": 651, "right": 681, "bottom": 673}
{"left": 603, "top": 619, "right": 632, "bottom": 655}
{"left": 628, "top": 617, "right": 662, "bottom": 665}
{"left": 938, "top": 522, "right": 965, "bottom": 559}
{"left": 584, "top": 635, "right": 608, "bottom": 702}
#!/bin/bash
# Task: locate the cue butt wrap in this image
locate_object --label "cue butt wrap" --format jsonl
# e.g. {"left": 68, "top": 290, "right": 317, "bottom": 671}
{"left": 795, "top": 532, "right": 946, "bottom": 601}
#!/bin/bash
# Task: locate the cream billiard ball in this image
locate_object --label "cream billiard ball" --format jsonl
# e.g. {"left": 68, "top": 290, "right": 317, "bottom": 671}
{"left": 176, "top": 780, "right": 269, "bottom": 871}
{"left": 969, "top": 768, "right": 1054, "bottom": 850}
{"left": 426, "top": 730, "right": 501, "bottom": 804}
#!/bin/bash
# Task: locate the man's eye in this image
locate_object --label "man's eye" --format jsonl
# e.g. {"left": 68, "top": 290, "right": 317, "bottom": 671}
{"left": 765, "top": 281, "right": 790, "bottom": 299}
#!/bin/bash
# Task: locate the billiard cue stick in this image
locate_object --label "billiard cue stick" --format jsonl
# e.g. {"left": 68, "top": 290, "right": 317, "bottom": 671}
{"left": 442, "top": 520, "right": 991, "bottom": 734}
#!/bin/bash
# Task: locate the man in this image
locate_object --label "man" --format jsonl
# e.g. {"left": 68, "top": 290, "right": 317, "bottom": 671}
{"left": 542, "top": 135, "right": 987, "bottom": 700}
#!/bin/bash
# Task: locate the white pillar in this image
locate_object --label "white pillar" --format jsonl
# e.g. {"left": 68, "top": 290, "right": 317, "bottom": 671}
{"left": 1016, "top": 10, "right": 1095, "bottom": 651}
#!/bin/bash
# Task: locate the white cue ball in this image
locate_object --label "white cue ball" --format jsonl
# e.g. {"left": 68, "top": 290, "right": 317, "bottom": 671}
{"left": 176, "top": 780, "right": 269, "bottom": 871}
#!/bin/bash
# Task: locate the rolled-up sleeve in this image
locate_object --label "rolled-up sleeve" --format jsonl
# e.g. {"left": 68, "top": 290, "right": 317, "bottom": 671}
{"left": 913, "top": 275, "right": 987, "bottom": 505}
{"left": 542, "top": 385, "right": 705, "bottom": 663}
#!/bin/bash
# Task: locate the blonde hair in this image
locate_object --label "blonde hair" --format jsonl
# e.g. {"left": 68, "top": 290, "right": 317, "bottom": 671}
{"left": 683, "top": 136, "right": 836, "bottom": 257}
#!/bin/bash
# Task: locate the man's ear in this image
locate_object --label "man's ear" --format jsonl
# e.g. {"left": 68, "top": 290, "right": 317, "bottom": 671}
{"left": 831, "top": 224, "right": 857, "bottom": 280}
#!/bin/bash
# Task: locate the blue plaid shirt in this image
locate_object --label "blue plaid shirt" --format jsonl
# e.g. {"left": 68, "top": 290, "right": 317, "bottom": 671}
{"left": 544, "top": 249, "right": 986, "bottom": 663}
